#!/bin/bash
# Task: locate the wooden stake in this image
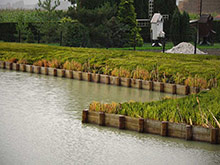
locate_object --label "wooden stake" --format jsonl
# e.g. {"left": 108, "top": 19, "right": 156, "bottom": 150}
{"left": 138, "top": 118, "right": 144, "bottom": 133}
{"left": 138, "top": 80, "right": 142, "bottom": 89}
{"left": 82, "top": 109, "right": 89, "bottom": 123}
{"left": 149, "top": 81, "right": 154, "bottom": 91}
{"left": 115, "top": 77, "right": 121, "bottom": 86}
{"left": 172, "top": 84, "right": 177, "bottom": 94}
{"left": 210, "top": 128, "right": 218, "bottom": 144}
{"left": 88, "top": 72, "right": 92, "bottom": 82}
{"left": 161, "top": 121, "right": 168, "bottom": 136}
{"left": 106, "top": 76, "right": 110, "bottom": 84}
{"left": 99, "top": 112, "right": 105, "bottom": 126}
{"left": 127, "top": 78, "right": 131, "bottom": 87}
{"left": 186, "top": 125, "right": 193, "bottom": 140}
{"left": 119, "top": 115, "right": 125, "bottom": 129}
{"left": 160, "top": 83, "right": 164, "bottom": 92}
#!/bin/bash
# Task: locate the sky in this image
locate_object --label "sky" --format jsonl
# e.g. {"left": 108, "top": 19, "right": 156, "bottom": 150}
{"left": 0, "top": 0, "right": 68, "bottom": 5}
{"left": 1, "top": 0, "right": 180, "bottom": 5}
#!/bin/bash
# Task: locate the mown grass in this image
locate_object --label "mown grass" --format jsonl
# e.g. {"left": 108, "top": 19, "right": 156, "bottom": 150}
{"left": 0, "top": 42, "right": 220, "bottom": 87}
{"left": 110, "top": 42, "right": 220, "bottom": 51}
{"left": 90, "top": 87, "right": 220, "bottom": 128}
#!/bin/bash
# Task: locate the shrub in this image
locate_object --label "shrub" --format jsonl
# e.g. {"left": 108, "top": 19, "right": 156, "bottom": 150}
{"left": 61, "top": 19, "right": 89, "bottom": 47}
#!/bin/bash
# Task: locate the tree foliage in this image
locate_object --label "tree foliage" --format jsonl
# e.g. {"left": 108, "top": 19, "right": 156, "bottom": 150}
{"left": 36, "top": 0, "right": 63, "bottom": 43}
{"left": 60, "top": 17, "right": 89, "bottom": 47}
{"left": 170, "top": 9, "right": 191, "bottom": 45}
{"left": 117, "top": 0, "right": 143, "bottom": 47}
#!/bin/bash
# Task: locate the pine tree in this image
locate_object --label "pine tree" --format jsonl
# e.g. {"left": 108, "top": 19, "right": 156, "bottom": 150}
{"left": 181, "top": 11, "right": 190, "bottom": 42}
{"left": 170, "top": 8, "right": 181, "bottom": 45}
{"left": 117, "top": 0, "right": 143, "bottom": 47}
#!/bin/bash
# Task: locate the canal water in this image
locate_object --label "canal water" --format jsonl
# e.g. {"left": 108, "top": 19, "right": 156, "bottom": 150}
{"left": 0, "top": 69, "right": 220, "bottom": 165}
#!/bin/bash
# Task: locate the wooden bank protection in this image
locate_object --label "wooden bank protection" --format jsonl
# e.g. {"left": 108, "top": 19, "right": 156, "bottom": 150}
{"left": 0, "top": 61, "right": 201, "bottom": 95}
{"left": 82, "top": 110, "right": 220, "bottom": 144}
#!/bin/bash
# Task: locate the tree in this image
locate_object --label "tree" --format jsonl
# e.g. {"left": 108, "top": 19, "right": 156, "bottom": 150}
{"left": 181, "top": 11, "right": 191, "bottom": 42}
{"left": 117, "top": 0, "right": 143, "bottom": 47}
{"left": 134, "top": 0, "right": 148, "bottom": 19}
{"left": 60, "top": 17, "right": 89, "bottom": 47}
{"left": 38, "top": 0, "right": 60, "bottom": 12}
{"left": 170, "top": 8, "right": 181, "bottom": 45}
{"left": 14, "top": 13, "right": 34, "bottom": 43}
{"left": 36, "top": 0, "right": 62, "bottom": 43}
{"left": 170, "top": 9, "right": 191, "bottom": 45}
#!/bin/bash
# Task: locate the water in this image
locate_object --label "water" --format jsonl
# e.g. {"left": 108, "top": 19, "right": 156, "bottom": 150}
{"left": 0, "top": 69, "right": 220, "bottom": 165}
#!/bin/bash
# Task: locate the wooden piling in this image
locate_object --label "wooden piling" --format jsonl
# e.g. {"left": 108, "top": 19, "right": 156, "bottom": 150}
{"left": 119, "top": 115, "right": 125, "bottom": 129}
{"left": 126, "top": 78, "right": 131, "bottom": 87}
{"left": 161, "top": 121, "right": 168, "bottom": 136}
{"left": 186, "top": 125, "right": 193, "bottom": 140}
{"left": 99, "top": 112, "right": 105, "bottom": 126}
{"left": 185, "top": 85, "right": 190, "bottom": 95}
{"left": 172, "top": 84, "right": 177, "bottom": 94}
{"left": 54, "top": 68, "right": 57, "bottom": 76}
{"left": 61, "top": 69, "right": 65, "bottom": 77}
{"left": 195, "top": 87, "right": 200, "bottom": 94}
{"left": 82, "top": 109, "right": 89, "bottom": 123}
{"left": 12, "top": 63, "right": 19, "bottom": 71}
{"left": 41, "top": 67, "right": 48, "bottom": 75}
{"left": 87, "top": 72, "right": 92, "bottom": 82}
{"left": 0, "top": 61, "right": 5, "bottom": 69}
{"left": 65, "top": 70, "right": 73, "bottom": 79}
{"left": 6, "top": 62, "right": 12, "bottom": 70}
{"left": 115, "top": 77, "right": 121, "bottom": 86}
{"left": 96, "top": 74, "right": 100, "bottom": 83}
{"left": 34, "top": 66, "right": 41, "bottom": 74}
{"left": 78, "top": 72, "right": 82, "bottom": 80}
{"left": 106, "top": 75, "right": 110, "bottom": 84}
{"left": 19, "top": 64, "right": 26, "bottom": 72}
{"left": 26, "top": 65, "right": 33, "bottom": 73}
{"left": 210, "top": 128, "right": 218, "bottom": 144}
{"left": 149, "top": 81, "right": 154, "bottom": 91}
{"left": 138, "top": 80, "right": 142, "bottom": 89}
{"left": 160, "top": 83, "right": 164, "bottom": 92}
{"left": 138, "top": 118, "right": 144, "bottom": 133}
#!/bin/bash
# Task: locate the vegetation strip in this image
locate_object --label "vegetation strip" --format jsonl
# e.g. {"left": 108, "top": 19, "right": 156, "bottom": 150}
{"left": 82, "top": 109, "right": 220, "bottom": 144}
{"left": 0, "top": 43, "right": 219, "bottom": 89}
{"left": 89, "top": 87, "right": 220, "bottom": 128}
{"left": 0, "top": 60, "right": 200, "bottom": 95}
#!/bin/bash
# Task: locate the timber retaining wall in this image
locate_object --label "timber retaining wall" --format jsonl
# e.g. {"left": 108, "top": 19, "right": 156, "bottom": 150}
{"left": 82, "top": 110, "right": 220, "bottom": 144}
{"left": 0, "top": 61, "right": 203, "bottom": 95}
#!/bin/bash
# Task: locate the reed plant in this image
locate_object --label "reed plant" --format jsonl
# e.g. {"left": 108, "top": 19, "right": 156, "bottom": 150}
{"left": 89, "top": 87, "right": 220, "bottom": 128}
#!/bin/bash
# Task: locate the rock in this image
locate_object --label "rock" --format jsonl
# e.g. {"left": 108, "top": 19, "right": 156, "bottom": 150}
{"left": 165, "top": 42, "right": 206, "bottom": 54}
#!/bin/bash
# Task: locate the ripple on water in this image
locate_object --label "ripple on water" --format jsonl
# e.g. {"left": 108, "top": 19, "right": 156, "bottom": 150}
{"left": 0, "top": 69, "right": 220, "bottom": 165}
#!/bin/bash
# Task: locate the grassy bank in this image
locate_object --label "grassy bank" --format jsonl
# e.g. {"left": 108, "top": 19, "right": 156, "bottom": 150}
{"left": 110, "top": 42, "right": 220, "bottom": 51}
{"left": 0, "top": 42, "right": 220, "bottom": 88}
{"left": 90, "top": 87, "right": 220, "bottom": 128}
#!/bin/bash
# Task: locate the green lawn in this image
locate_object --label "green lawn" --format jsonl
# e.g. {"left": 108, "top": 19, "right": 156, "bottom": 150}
{"left": 110, "top": 42, "right": 220, "bottom": 51}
